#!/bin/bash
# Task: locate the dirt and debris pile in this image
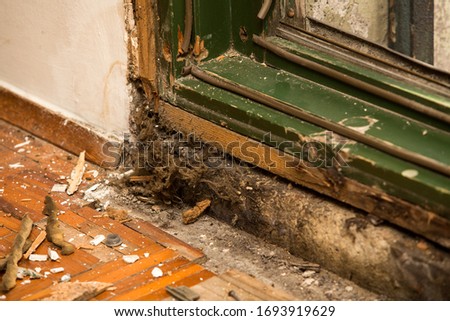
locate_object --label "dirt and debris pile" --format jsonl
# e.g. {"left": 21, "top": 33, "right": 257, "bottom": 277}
{"left": 122, "top": 101, "right": 251, "bottom": 213}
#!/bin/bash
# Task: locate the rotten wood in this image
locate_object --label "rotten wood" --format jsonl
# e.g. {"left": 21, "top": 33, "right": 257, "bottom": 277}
{"left": 158, "top": 102, "right": 450, "bottom": 249}
{"left": 67, "top": 151, "right": 86, "bottom": 195}
{"left": 43, "top": 196, "right": 75, "bottom": 255}
{"left": 135, "top": 0, "right": 157, "bottom": 98}
{"left": 1, "top": 215, "right": 33, "bottom": 292}
{"left": 182, "top": 199, "right": 211, "bottom": 224}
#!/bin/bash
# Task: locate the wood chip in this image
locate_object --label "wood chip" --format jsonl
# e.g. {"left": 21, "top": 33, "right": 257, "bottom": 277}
{"left": 23, "top": 230, "right": 47, "bottom": 259}
{"left": 67, "top": 150, "right": 86, "bottom": 195}
{"left": 182, "top": 199, "right": 211, "bottom": 224}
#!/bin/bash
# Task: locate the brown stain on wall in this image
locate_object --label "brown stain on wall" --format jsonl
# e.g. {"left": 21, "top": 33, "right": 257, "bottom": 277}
{"left": 102, "top": 60, "right": 126, "bottom": 125}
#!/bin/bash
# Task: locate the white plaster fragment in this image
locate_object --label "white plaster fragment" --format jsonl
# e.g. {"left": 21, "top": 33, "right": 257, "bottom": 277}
{"left": 143, "top": 253, "right": 149, "bottom": 258}
{"left": 9, "top": 163, "right": 24, "bottom": 169}
{"left": 51, "top": 184, "right": 68, "bottom": 193}
{"left": 50, "top": 267, "right": 65, "bottom": 274}
{"left": 90, "top": 234, "right": 105, "bottom": 246}
{"left": 14, "top": 140, "right": 31, "bottom": 149}
{"left": 123, "top": 255, "right": 140, "bottom": 264}
{"left": 48, "top": 248, "right": 61, "bottom": 261}
{"left": 28, "top": 254, "right": 48, "bottom": 262}
{"left": 151, "top": 267, "right": 163, "bottom": 278}
{"left": 60, "top": 274, "right": 71, "bottom": 282}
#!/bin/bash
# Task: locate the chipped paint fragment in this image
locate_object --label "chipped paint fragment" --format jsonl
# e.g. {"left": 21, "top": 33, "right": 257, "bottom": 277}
{"left": 402, "top": 169, "right": 419, "bottom": 178}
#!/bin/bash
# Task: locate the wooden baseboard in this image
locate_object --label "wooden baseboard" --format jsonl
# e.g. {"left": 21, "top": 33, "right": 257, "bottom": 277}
{"left": 0, "top": 87, "right": 120, "bottom": 167}
{"left": 158, "top": 102, "right": 450, "bottom": 249}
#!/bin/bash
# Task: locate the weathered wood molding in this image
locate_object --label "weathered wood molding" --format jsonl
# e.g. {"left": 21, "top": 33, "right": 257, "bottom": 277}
{"left": 0, "top": 87, "right": 121, "bottom": 167}
{"left": 158, "top": 101, "right": 450, "bottom": 249}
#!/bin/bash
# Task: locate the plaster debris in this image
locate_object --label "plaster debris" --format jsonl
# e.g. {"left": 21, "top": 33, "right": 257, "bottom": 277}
{"left": 90, "top": 235, "right": 105, "bottom": 246}
{"left": 84, "top": 183, "right": 101, "bottom": 194}
{"left": 144, "top": 253, "right": 150, "bottom": 258}
{"left": 29, "top": 254, "right": 48, "bottom": 262}
{"left": 86, "top": 169, "right": 99, "bottom": 179}
{"left": 51, "top": 184, "right": 68, "bottom": 193}
{"left": 151, "top": 267, "right": 163, "bottom": 278}
{"left": 17, "top": 267, "right": 44, "bottom": 279}
{"left": 60, "top": 274, "right": 71, "bottom": 282}
{"left": 0, "top": 295, "right": 6, "bottom": 300}
{"left": 123, "top": 255, "right": 140, "bottom": 264}
{"left": 35, "top": 267, "right": 42, "bottom": 273}
{"left": 9, "top": 163, "right": 24, "bottom": 169}
{"left": 21, "top": 280, "right": 31, "bottom": 285}
{"left": 345, "top": 286, "right": 354, "bottom": 292}
{"left": 48, "top": 248, "right": 61, "bottom": 261}
{"left": 302, "top": 270, "right": 316, "bottom": 278}
{"left": 50, "top": 267, "right": 65, "bottom": 274}
{"left": 302, "top": 278, "right": 315, "bottom": 286}
{"left": 14, "top": 139, "right": 31, "bottom": 149}
{"left": 67, "top": 150, "right": 86, "bottom": 195}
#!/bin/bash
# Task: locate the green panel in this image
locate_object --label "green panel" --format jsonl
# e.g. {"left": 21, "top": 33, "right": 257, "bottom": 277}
{"left": 175, "top": 75, "right": 450, "bottom": 217}
{"left": 199, "top": 56, "right": 450, "bottom": 167}
{"left": 230, "top": 0, "right": 265, "bottom": 57}
{"left": 266, "top": 37, "right": 450, "bottom": 115}
{"left": 193, "top": 0, "right": 232, "bottom": 58}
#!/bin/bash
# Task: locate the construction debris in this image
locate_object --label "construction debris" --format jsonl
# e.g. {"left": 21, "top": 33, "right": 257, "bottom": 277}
{"left": 43, "top": 196, "right": 75, "bottom": 255}
{"left": 106, "top": 207, "right": 129, "bottom": 221}
{"left": 123, "top": 255, "right": 139, "bottom": 264}
{"left": 1, "top": 215, "right": 33, "bottom": 292}
{"left": 66, "top": 150, "right": 86, "bottom": 195}
{"left": 182, "top": 199, "right": 211, "bottom": 224}
{"left": 17, "top": 267, "right": 44, "bottom": 279}
{"left": 151, "top": 267, "right": 163, "bottom": 278}
{"left": 48, "top": 248, "right": 61, "bottom": 261}
{"left": 50, "top": 267, "right": 65, "bottom": 274}
{"left": 166, "top": 285, "right": 200, "bottom": 301}
{"left": 51, "top": 184, "right": 68, "bottom": 193}
{"left": 60, "top": 274, "right": 71, "bottom": 282}
{"left": 28, "top": 254, "right": 48, "bottom": 262}
{"left": 40, "top": 281, "right": 113, "bottom": 301}
{"left": 23, "top": 230, "right": 46, "bottom": 259}
{"left": 90, "top": 234, "right": 105, "bottom": 246}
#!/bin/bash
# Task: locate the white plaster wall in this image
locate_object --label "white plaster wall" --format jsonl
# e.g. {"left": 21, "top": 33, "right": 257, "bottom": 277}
{"left": 0, "top": 1, "right": 130, "bottom": 135}
{"left": 434, "top": 0, "right": 450, "bottom": 73}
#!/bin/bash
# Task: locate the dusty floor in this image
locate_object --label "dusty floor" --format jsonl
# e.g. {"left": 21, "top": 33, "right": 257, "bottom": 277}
{"left": 87, "top": 180, "right": 385, "bottom": 301}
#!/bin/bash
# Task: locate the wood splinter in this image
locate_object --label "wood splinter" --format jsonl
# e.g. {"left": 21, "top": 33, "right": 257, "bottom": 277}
{"left": 1, "top": 215, "right": 33, "bottom": 292}
{"left": 43, "top": 196, "right": 75, "bottom": 255}
{"left": 182, "top": 199, "right": 211, "bottom": 225}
